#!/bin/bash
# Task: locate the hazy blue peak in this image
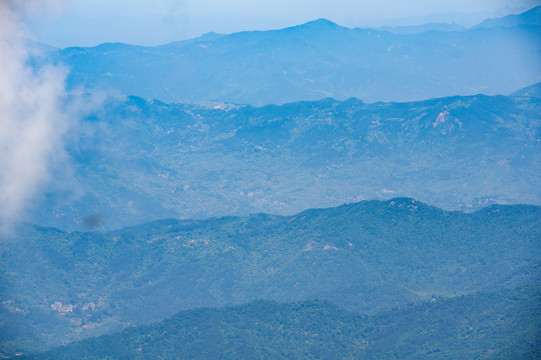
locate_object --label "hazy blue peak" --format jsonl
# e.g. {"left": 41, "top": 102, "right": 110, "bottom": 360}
{"left": 509, "top": 4, "right": 541, "bottom": 23}
{"left": 287, "top": 18, "right": 344, "bottom": 32}
{"left": 199, "top": 31, "right": 225, "bottom": 40}
{"left": 304, "top": 18, "right": 340, "bottom": 27}
{"left": 511, "top": 82, "right": 541, "bottom": 99}
{"left": 340, "top": 97, "right": 365, "bottom": 106}
{"left": 522, "top": 5, "right": 541, "bottom": 16}
{"left": 94, "top": 42, "right": 146, "bottom": 50}
{"left": 524, "top": 5, "right": 541, "bottom": 16}
{"left": 474, "top": 5, "right": 541, "bottom": 28}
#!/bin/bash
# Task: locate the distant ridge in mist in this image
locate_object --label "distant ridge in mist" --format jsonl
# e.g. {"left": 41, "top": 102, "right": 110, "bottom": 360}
{"left": 44, "top": 7, "right": 541, "bottom": 106}
{"left": 29, "top": 91, "right": 541, "bottom": 230}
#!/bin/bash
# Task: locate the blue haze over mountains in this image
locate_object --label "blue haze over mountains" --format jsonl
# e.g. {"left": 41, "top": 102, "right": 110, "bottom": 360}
{"left": 47, "top": 7, "right": 541, "bottom": 105}
{"left": 2, "top": 6, "right": 541, "bottom": 359}
{"left": 27, "top": 7, "right": 541, "bottom": 230}
{"left": 34, "top": 93, "right": 540, "bottom": 230}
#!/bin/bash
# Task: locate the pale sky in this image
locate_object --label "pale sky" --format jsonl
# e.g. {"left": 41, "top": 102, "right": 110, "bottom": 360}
{"left": 27, "top": 0, "right": 541, "bottom": 47}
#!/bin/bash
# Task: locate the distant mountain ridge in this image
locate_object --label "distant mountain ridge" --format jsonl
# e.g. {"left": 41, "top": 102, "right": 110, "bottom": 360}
{"left": 43, "top": 7, "right": 541, "bottom": 106}
{"left": 375, "top": 22, "right": 466, "bottom": 34}
{"left": 511, "top": 82, "right": 541, "bottom": 99}
{"left": 30, "top": 91, "right": 541, "bottom": 230}
{"left": 377, "top": 5, "right": 541, "bottom": 34}
{"left": 474, "top": 5, "right": 541, "bottom": 29}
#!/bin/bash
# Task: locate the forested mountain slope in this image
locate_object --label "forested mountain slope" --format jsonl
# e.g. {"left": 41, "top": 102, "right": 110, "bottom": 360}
{"left": 32, "top": 93, "right": 541, "bottom": 230}
{"left": 28, "top": 286, "right": 541, "bottom": 360}
{"left": 2, "top": 199, "right": 540, "bottom": 354}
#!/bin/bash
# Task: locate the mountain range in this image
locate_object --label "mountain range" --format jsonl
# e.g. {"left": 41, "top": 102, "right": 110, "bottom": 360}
{"left": 30, "top": 90, "right": 541, "bottom": 230}
{"left": 25, "top": 286, "right": 541, "bottom": 359}
{"left": 377, "top": 5, "right": 541, "bottom": 34}
{"left": 2, "top": 199, "right": 540, "bottom": 355}
{"left": 36, "top": 7, "right": 541, "bottom": 106}
{"left": 3, "top": 6, "right": 540, "bottom": 359}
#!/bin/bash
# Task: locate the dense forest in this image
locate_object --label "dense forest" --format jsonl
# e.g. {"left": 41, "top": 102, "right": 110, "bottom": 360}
{"left": 2, "top": 199, "right": 540, "bottom": 356}
{"left": 26, "top": 286, "right": 541, "bottom": 359}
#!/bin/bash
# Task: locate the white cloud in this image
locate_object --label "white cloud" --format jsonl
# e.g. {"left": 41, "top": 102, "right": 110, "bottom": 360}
{"left": 0, "top": 0, "right": 71, "bottom": 233}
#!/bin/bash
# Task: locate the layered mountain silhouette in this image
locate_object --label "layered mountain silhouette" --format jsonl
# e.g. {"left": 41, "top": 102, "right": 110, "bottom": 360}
{"left": 4, "top": 7, "right": 540, "bottom": 359}
{"left": 40, "top": 8, "right": 541, "bottom": 106}
{"left": 474, "top": 5, "right": 541, "bottom": 29}
{"left": 512, "top": 81, "right": 541, "bottom": 98}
